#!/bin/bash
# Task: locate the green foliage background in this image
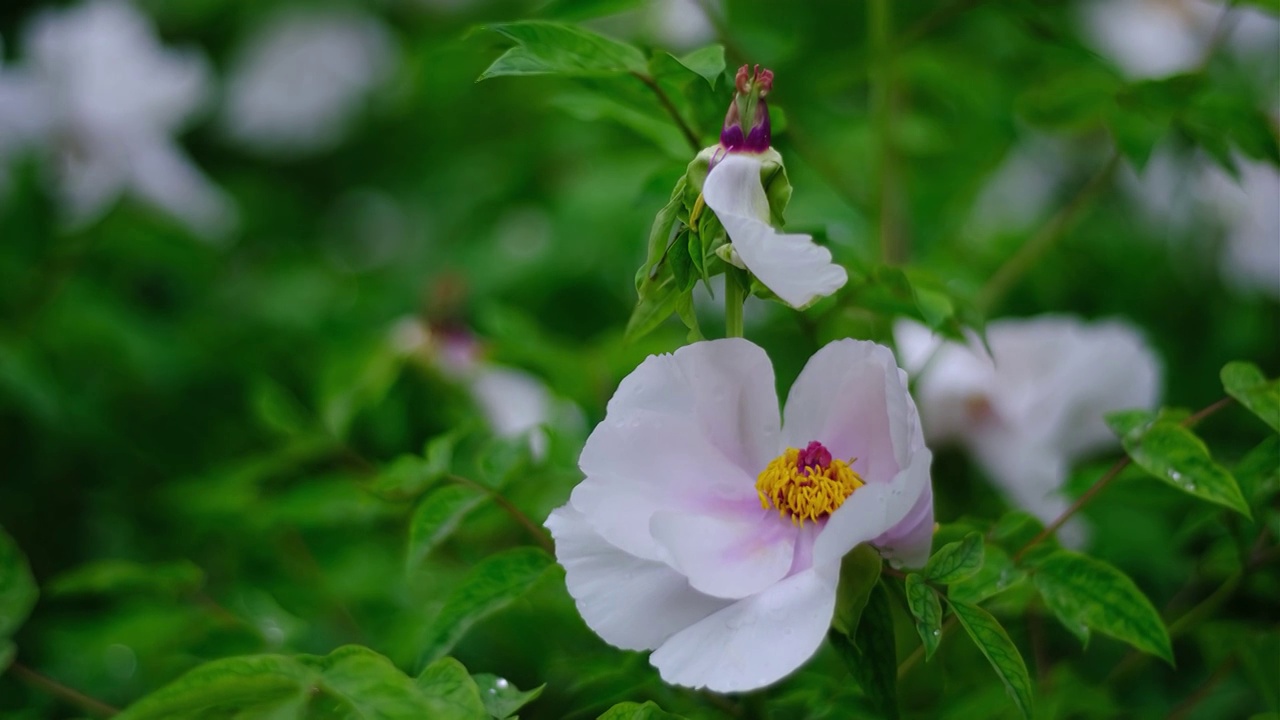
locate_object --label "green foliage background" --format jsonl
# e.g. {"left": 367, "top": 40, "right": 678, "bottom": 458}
{"left": 0, "top": 0, "right": 1277, "bottom": 718}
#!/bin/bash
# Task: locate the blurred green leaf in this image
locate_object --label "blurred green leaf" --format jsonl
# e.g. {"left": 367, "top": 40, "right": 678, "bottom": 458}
{"left": 120, "top": 646, "right": 460, "bottom": 720}
{"left": 597, "top": 701, "right": 686, "bottom": 719}
{"left": 0, "top": 640, "right": 13, "bottom": 674}
{"left": 417, "top": 548, "right": 554, "bottom": 667}
{"left": 47, "top": 559, "right": 204, "bottom": 600}
{"left": 116, "top": 654, "right": 318, "bottom": 719}
{"left": 950, "top": 600, "right": 1034, "bottom": 720}
{"left": 252, "top": 379, "right": 311, "bottom": 437}
{"left": 550, "top": 92, "right": 689, "bottom": 158}
{"left": 830, "top": 582, "right": 898, "bottom": 719}
{"left": 370, "top": 442, "right": 454, "bottom": 501}
{"left": 905, "top": 574, "right": 943, "bottom": 661}
{"left": 478, "top": 22, "right": 647, "bottom": 80}
{"left": 1221, "top": 361, "right": 1280, "bottom": 433}
{"left": 1031, "top": 550, "right": 1173, "bottom": 663}
{"left": 415, "top": 657, "right": 489, "bottom": 720}
{"left": 668, "top": 46, "right": 726, "bottom": 89}
{"left": 0, "top": 527, "right": 37, "bottom": 641}
{"left": 989, "top": 512, "right": 1047, "bottom": 551}
{"left": 832, "top": 543, "right": 883, "bottom": 637}
{"left": 1235, "top": 435, "right": 1280, "bottom": 501}
{"left": 473, "top": 673, "right": 544, "bottom": 718}
{"left": 407, "top": 484, "right": 488, "bottom": 571}
{"left": 537, "top": 0, "right": 644, "bottom": 21}
{"left": 1107, "top": 411, "right": 1251, "bottom": 517}
{"left": 924, "top": 532, "right": 984, "bottom": 585}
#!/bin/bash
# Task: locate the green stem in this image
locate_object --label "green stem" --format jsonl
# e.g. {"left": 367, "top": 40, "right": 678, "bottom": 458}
{"left": 725, "top": 275, "right": 745, "bottom": 338}
{"left": 869, "top": 0, "right": 903, "bottom": 264}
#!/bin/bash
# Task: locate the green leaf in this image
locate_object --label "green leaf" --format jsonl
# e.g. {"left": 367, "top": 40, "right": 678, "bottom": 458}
{"left": 478, "top": 22, "right": 647, "bottom": 80}
{"left": 625, "top": 276, "right": 684, "bottom": 343}
{"left": 251, "top": 378, "right": 310, "bottom": 437}
{"left": 1031, "top": 550, "right": 1173, "bottom": 663}
{"left": 0, "top": 640, "right": 13, "bottom": 675}
{"left": 370, "top": 435, "right": 457, "bottom": 500}
{"left": 671, "top": 45, "right": 725, "bottom": 89}
{"left": 830, "top": 582, "right": 898, "bottom": 719}
{"left": 0, "top": 526, "right": 37, "bottom": 640}
{"left": 948, "top": 545, "right": 1028, "bottom": 605}
{"left": 416, "top": 657, "right": 490, "bottom": 720}
{"left": 597, "top": 701, "right": 687, "bottom": 719}
{"left": 950, "top": 601, "right": 1034, "bottom": 720}
{"left": 550, "top": 92, "right": 689, "bottom": 159}
{"left": 832, "top": 543, "right": 883, "bottom": 637}
{"left": 905, "top": 574, "right": 943, "bottom": 661}
{"left": 1222, "top": 361, "right": 1280, "bottom": 433}
{"left": 117, "top": 655, "right": 317, "bottom": 719}
{"left": 924, "top": 532, "right": 984, "bottom": 584}
{"left": 1235, "top": 435, "right": 1280, "bottom": 501}
{"left": 1107, "top": 411, "right": 1251, "bottom": 517}
{"left": 473, "top": 674, "right": 544, "bottom": 719}
{"left": 417, "top": 548, "right": 554, "bottom": 667}
{"left": 299, "top": 645, "right": 448, "bottom": 719}
{"left": 636, "top": 176, "right": 688, "bottom": 295}
{"left": 120, "top": 647, "right": 479, "bottom": 720}
{"left": 537, "top": 0, "right": 644, "bottom": 21}
{"left": 47, "top": 559, "right": 204, "bottom": 600}
{"left": 407, "top": 485, "right": 488, "bottom": 571}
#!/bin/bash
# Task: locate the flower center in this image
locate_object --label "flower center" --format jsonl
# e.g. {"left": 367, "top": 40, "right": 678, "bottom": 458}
{"left": 755, "top": 441, "right": 864, "bottom": 526}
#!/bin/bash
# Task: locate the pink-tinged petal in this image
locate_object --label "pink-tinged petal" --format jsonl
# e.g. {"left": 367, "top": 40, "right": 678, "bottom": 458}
{"left": 650, "top": 509, "right": 796, "bottom": 600}
{"left": 546, "top": 506, "right": 729, "bottom": 651}
{"left": 812, "top": 448, "right": 932, "bottom": 568}
{"left": 872, "top": 478, "right": 934, "bottom": 569}
{"left": 574, "top": 339, "right": 780, "bottom": 561}
{"left": 782, "top": 339, "right": 922, "bottom": 484}
{"left": 703, "top": 154, "right": 847, "bottom": 309}
{"left": 650, "top": 563, "right": 838, "bottom": 692}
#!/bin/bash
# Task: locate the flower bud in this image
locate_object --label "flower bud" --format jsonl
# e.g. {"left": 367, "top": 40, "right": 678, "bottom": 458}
{"left": 720, "top": 64, "right": 773, "bottom": 153}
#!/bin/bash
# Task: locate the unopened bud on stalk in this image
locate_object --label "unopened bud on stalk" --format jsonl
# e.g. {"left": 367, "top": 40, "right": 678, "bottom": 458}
{"left": 720, "top": 64, "right": 773, "bottom": 153}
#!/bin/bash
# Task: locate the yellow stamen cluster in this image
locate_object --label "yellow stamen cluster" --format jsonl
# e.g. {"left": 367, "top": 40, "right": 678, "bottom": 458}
{"left": 755, "top": 447, "right": 864, "bottom": 526}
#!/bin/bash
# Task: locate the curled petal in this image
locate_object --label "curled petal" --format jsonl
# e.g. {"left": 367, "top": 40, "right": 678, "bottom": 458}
{"left": 546, "top": 506, "right": 729, "bottom": 651}
{"left": 703, "top": 154, "right": 847, "bottom": 308}
{"left": 813, "top": 448, "right": 932, "bottom": 568}
{"left": 650, "top": 563, "right": 838, "bottom": 692}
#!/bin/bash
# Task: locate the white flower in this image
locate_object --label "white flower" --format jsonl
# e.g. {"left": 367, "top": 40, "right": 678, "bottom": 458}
{"left": 391, "top": 319, "right": 561, "bottom": 459}
{"left": 895, "top": 317, "right": 1161, "bottom": 539}
{"left": 703, "top": 152, "right": 848, "bottom": 309}
{"left": 221, "top": 9, "right": 397, "bottom": 157}
{"left": 546, "top": 338, "right": 933, "bottom": 692}
{"left": 16, "top": 0, "right": 234, "bottom": 238}
{"left": 1079, "top": 0, "right": 1280, "bottom": 80}
{"left": 0, "top": 40, "right": 50, "bottom": 192}
{"left": 1122, "top": 148, "right": 1280, "bottom": 299}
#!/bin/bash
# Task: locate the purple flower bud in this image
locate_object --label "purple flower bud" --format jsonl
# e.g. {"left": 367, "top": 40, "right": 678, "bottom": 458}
{"left": 719, "top": 64, "right": 774, "bottom": 154}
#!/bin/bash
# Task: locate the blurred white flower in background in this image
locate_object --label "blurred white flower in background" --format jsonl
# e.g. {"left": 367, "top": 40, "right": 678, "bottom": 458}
{"left": 0, "top": 39, "right": 51, "bottom": 192}
{"left": 964, "top": 134, "right": 1071, "bottom": 239}
{"left": 895, "top": 316, "right": 1162, "bottom": 545}
{"left": 649, "top": 0, "right": 717, "bottom": 50}
{"left": 7, "top": 0, "right": 234, "bottom": 238}
{"left": 391, "top": 318, "right": 571, "bottom": 460}
{"left": 221, "top": 8, "right": 397, "bottom": 158}
{"left": 1080, "top": 0, "right": 1279, "bottom": 80}
{"left": 1123, "top": 149, "right": 1280, "bottom": 298}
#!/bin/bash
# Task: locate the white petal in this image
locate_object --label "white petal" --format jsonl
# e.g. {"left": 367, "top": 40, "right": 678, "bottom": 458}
{"left": 469, "top": 365, "right": 552, "bottom": 458}
{"left": 650, "top": 563, "right": 838, "bottom": 692}
{"left": 546, "top": 506, "right": 729, "bottom": 651}
{"left": 893, "top": 319, "right": 994, "bottom": 444}
{"left": 650, "top": 509, "right": 796, "bottom": 600}
{"left": 128, "top": 138, "right": 238, "bottom": 240}
{"left": 703, "top": 154, "right": 847, "bottom": 309}
{"left": 573, "top": 339, "right": 780, "bottom": 561}
{"left": 871, "top": 477, "right": 934, "bottom": 569}
{"left": 782, "top": 339, "right": 923, "bottom": 484}
{"left": 812, "top": 448, "right": 932, "bottom": 568}
{"left": 968, "top": 427, "right": 1070, "bottom": 526}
